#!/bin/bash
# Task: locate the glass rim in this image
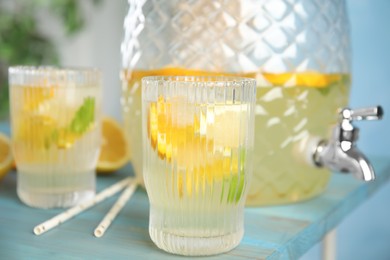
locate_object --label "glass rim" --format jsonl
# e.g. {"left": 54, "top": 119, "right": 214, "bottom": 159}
{"left": 8, "top": 65, "right": 101, "bottom": 76}
{"left": 8, "top": 66, "right": 102, "bottom": 87}
{"left": 142, "top": 75, "right": 256, "bottom": 84}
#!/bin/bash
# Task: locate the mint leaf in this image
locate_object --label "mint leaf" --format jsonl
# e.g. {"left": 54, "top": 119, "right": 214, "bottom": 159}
{"left": 227, "top": 174, "right": 245, "bottom": 203}
{"left": 316, "top": 80, "right": 339, "bottom": 96}
{"left": 69, "top": 97, "right": 95, "bottom": 135}
{"left": 42, "top": 97, "right": 95, "bottom": 149}
{"left": 317, "top": 86, "right": 332, "bottom": 96}
{"left": 44, "top": 129, "right": 59, "bottom": 149}
{"left": 225, "top": 149, "right": 247, "bottom": 204}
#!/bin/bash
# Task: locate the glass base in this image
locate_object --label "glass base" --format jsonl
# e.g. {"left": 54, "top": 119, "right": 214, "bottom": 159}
{"left": 16, "top": 169, "right": 96, "bottom": 209}
{"left": 149, "top": 226, "right": 243, "bottom": 256}
{"left": 17, "top": 188, "right": 95, "bottom": 209}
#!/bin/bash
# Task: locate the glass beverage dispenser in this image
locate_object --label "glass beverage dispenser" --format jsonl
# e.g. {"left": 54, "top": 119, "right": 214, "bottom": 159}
{"left": 121, "top": 0, "right": 381, "bottom": 206}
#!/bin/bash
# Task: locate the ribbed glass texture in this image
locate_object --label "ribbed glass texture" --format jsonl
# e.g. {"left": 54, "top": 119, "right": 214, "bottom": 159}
{"left": 9, "top": 66, "right": 102, "bottom": 209}
{"left": 142, "top": 76, "right": 256, "bottom": 256}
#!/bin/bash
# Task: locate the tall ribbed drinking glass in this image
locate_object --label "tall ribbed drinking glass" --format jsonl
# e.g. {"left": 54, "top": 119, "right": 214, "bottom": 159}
{"left": 142, "top": 76, "right": 256, "bottom": 256}
{"left": 9, "top": 66, "right": 102, "bottom": 209}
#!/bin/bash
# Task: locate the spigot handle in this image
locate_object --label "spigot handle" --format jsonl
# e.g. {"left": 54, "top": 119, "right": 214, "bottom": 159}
{"left": 312, "top": 105, "right": 383, "bottom": 181}
{"left": 340, "top": 106, "right": 384, "bottom": 121}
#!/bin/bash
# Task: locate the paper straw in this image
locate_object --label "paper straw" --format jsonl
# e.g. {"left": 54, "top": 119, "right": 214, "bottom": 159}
{"left": 33, "top": 177, "right": 133, "bottom": 235}
{"left": 94, "top": 181, "right": 138, "bottom": 237}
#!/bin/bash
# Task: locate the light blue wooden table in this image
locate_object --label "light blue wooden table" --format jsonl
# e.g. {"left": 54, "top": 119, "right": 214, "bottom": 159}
{"left": 1, "top": 122, "right": 389, "bottom": 259}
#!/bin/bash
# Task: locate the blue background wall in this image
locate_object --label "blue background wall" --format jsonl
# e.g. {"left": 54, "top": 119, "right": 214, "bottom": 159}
{"left": 348, "top": 0, "right": 390, "bottom": 157}
{"left": 303, "top": 0, "right": 390, "bottom": 259}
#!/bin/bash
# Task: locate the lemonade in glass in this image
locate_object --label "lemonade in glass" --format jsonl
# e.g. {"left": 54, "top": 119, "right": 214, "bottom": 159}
{"left": 142, "top": 76, "right": 256, "bottom": 256}
{"left": 9, "top": 66, "right": 102, "bottom": 208}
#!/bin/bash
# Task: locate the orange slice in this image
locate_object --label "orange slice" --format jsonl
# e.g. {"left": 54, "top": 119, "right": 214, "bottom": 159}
{"left": 23, "top": 86, "right": 56, "bottom": 111}
{"left": 0, "top": 133, "right": 13, "bottom": 181}
{"left": 146, "top": 97, "right": 247, "bottom": 200}
{"left": 147, "top": 96, "right": 200, "bottom": 162}
{"left": 97, "top": 117, "right": 129, "bottom": 174}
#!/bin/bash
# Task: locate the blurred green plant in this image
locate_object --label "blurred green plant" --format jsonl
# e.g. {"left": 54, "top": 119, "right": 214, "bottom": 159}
{"left": 0, "top": 0, "right": 102, "bottom": 120}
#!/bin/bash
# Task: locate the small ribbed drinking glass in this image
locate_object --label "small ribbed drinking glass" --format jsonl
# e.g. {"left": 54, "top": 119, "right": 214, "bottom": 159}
{"left": 142, "top": 76, "right": 256, "bottom": 256}
{"left": 9, "top": 66, "right": 102, "bottom": 209}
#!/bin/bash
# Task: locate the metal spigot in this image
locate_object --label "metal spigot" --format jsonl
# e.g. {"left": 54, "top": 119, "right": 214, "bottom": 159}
{"left": 312, "top": 106, "right": 383, "bottom": 181}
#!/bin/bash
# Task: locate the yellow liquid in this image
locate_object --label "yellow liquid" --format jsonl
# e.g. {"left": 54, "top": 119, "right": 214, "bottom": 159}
{"left": 250, "top": 74, "right": 350, "bottom": 205}
{"left": 143, "top": 87, "right": 253, "bottom": 255}
{"left": 121, "top": 68, "right": 350, "bottom": 206}
{"left": 145, "top": 97, "right": 250, "bottom": 201}
{"left": 10, "top": 85, "right": 101, "bottom": 208}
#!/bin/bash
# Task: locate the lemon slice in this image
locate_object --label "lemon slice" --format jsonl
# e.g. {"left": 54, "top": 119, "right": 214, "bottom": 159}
{"left": 97, "top": 117, "right": 129, "bottom": 174}
{"left": 147, "top": 96, "right": 247, "bottom": 200}
{"left": 262, "top": 72, "right": 342, "bottom": 88}
{"left": 0, "top": 133, "right": 13, "bottom": 181}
